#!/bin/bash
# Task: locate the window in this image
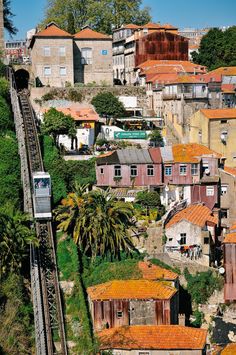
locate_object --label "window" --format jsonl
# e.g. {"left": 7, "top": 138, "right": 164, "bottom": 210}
{"left": 179, "top": 165, "right": 187, "bottom": 176}
{"left": 169, "top": 238, "right": 173, "bottom": 242}
{"left": 165, "top": 166, "right": 172, "bottom": 176}
{"left": 204, "top": 237, "right": 209, "bottom": 244}
{"left": 221, "top": 119, "right": 227, "bottom": 124}
{"left": 59, "top": 66, "right": 67, "bottom": 76}
{"left": 221, "top": 209, "right": 228, "bottom": 218}
{"left": 116, "top": 311, "right": 123, "bottom": 318}
{"left": 130, "top": 165, "right": 137, "bottom": 177}
{"left": 180, "top": 233, "right": 186, "bottom": 245}
{"left": 59, "top": 46, "right": 66, "bottom": 56}
{"left": 147, "top": 165, "right": 154, "bottom": 176}
{"left": 191, "top": 163, "right": 198, "bottom": 175}
{"left": 114, "top": 165, "right": 121, "bottom": 177}
{"left": 44, "top": 66, "right": 51, "bottom": 76}
{"left": 81, "top": 47, "right": 92, "bottom": 64}
{"left": 206, "top": 186, "right": 214, "bottom": 196}
{"left": 100, "top": 168, "right": 104, "bottom": 174}
{"left": 221, "top": 185, "right": 228, "bottom": 195}
{"left": 138, "top": 353, "right": 150, "bottom": 355}
{"left": 43, "top": 46, "right": 50, "bottom": 56}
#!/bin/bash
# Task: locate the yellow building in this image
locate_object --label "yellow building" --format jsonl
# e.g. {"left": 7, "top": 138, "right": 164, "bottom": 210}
{"left": 189, "top": 108, "right": 236, "bottom": 167}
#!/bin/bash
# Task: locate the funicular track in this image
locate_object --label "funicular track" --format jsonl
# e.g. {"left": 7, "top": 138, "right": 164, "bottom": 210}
{"left": 10, "top": 75, "right": 67, "bottom": 355}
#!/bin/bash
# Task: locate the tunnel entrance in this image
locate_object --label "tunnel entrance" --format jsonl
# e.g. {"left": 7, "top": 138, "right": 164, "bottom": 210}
{"left": 15, "top": 69, "right": 29, "bottom": 90}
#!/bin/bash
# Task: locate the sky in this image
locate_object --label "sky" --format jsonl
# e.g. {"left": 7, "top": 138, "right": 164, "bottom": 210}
{"left": 7, "top": 0, "right": 236, "bottom": 40}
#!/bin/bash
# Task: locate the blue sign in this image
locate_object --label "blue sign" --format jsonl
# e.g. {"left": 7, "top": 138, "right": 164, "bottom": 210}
{"left": 101, "top": 50, "right": 108, "bottom": 55}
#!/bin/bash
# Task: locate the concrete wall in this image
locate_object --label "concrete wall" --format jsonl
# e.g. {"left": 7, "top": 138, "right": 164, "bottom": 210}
{"left": 220, "top": 169, "right": 236, "bottom": 227}
{"left": 74, "top": 38, "right": 113, "bottom": 85}
{"left": 31, "top": 37, "right": 74, "bottom": 87}
{"left": 165, "top": 220, "right": 202, "bottom": 248}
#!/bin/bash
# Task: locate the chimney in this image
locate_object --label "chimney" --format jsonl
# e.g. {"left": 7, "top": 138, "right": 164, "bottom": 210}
{"left": 178, "top": 313, "right": 185, "bottom": 326}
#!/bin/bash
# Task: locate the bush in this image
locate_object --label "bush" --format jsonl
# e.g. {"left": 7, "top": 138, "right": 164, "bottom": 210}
{"left": 67, "top": 88, "right": 83, "bottom": 102}
{"left": 184, "top": 268, "right": 224, "bottom": 305}
{"left": 0, "top": 96, "right": 13, "bottom": 132}
{"left": 0, "top": 77, "right": 9, "bottom": 98}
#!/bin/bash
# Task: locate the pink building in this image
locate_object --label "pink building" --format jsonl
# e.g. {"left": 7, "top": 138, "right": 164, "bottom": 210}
{"left": 96, "top": 148, "right": 162, "bottom": 188}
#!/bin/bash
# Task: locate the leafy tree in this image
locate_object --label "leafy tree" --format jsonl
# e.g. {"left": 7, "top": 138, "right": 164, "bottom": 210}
{"left": 148, "top": 129, "right": 164, "bottom": 147}
{"left": 41, "top": 0, "right": 151, "bottom": 34}
{"left": 55, "top": 187, "right": 136, "bottom": 259}
{"left": 0, "top": 95, "right": 13, "bottom": 132}
{"left": 42, "top": 108, "right": 76, "bottom": 146}
{"left": 136, "top": 190, "right": 165, "bottom": 218}
{"left": 65, "top": 159, "right": 96, "bottom": 189}
{"left": 3, "top": 0, "right": 18, "bottom": 36}
{"left": 192, "top": 26, "right": 236, "bottom": 70}
{"left": 91, "top": 91, "right": 125, "bottom": 119}
{"left": 184, "top": 268, "right": 223, "bottom": 305}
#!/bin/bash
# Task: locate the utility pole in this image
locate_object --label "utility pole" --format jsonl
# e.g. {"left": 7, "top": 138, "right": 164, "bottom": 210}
{"left": 0, "top": 0, "right": 4, "bottom": 51}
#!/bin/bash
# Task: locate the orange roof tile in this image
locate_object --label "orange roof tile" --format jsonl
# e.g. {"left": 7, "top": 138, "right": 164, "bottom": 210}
{"left": 165, "top": 75, "right": 204, "bottom": 84}
{"left": 223, "top": 232, "right": 236, "bottom": 244}
{"left": 200, "top": 108, "right": 236, "bottom": 119}
{"left": 35, "top": 23, "right": 72, "bottom": 37}
{"left": 229, "top": 223, "right": 236, "bottom": 231}
{"left": 165, "top": 204, "right": 218, "bottom": 229}
{"left": 87, "top": 280, "right": 176, "bottom": 300}
{"left": 224, "top": 166, "right": 236, "bottom": 176}
{"left": 172, "top": 143, "right": 222, "bottom": 163}
{"left": 209, "top": 67, "right": 236, "bottom": 76}
{"left": 142, "top": 22, "right": 178, "bottom": 30}
{"left": 137, "top": 60, "right": 206, "bottom": 74}
{"left": 122, "top": 24, "right": 140, "bottom": 29}
{"left": 43, "top": 107, "right": 99, "bottom": 122}
{"left": 98, "top": 325, "right": 207, "bottom": 350}
{"left": 138, "top": 261, "right": 178, "bottom": 280}
{"left": 221, "top": 343, "right": 236, "bottom": 354}
{"left": 221, "top": 84, "right": 236, "bottom": 93}
{"left": 74, "top": 26, "right": 110, "bottom": 39}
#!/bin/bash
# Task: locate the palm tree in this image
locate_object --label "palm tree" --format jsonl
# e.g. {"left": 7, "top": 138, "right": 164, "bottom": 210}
{"left": 55, "top": 187, "right": 136, "bottom": 260}
{"left": 0, "top": 204, "right": 37, "bottom": 277}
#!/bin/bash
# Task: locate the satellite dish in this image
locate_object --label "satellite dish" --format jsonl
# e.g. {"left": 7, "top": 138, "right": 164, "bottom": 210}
{"left": 219, "top": 267, "right": 225, "bottom": 275}
{"left": 165, "top": 185, "right": 169, "bottom": 192}
{"left": 176, "top": 236, "right": 182, "bottom": 241}
{"left": 205, "top": 168, "right": 210, "bottom": 175}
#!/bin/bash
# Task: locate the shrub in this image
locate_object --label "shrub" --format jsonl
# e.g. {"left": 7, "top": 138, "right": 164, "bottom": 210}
{"left": 0, "top": 77, "right": 9, "bottom": 98}
{"left": 67, "top": 88, "right": 83, "bottom": 102}
{"left": 184, "top": 268, "right": 224, "bottom": 304}
{"left": 0, "top": 96, "right": 13, "bottom": 132}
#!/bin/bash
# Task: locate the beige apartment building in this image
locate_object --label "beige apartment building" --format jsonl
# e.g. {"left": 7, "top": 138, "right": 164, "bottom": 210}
{"left": 189, "top": 108, "right": 236, "bottom": 167}
{"left": 30, "top": 23, "right": 112, "bottom": 87}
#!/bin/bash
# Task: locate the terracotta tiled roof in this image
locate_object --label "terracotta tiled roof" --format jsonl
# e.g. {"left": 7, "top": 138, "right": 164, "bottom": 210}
{"left": 87, "top": 280, "right": 176, "bottom": 300}
{"left": 229, "top": 223, "right": 236, "bottom": 231}
{"left": 221, "top": 84, "right": 236, "bottom": 93}
{"left": 221, "top": 343, "right": 236, "bottom": 354}
{"left": 200, "top": 72, "right": 222, "bottom": 83}
{"left": 164, "top": 75, "right": 204, "bottom": 84}
{"left": 224, "top": 166, "right": 236, "bottom": 176}
{"left": 138, "top": 261, "right": 178, "bottom": 280}
{"left": 208, "top": 67, "right": 236, "bottom": 76}
{"left": 172, "top": 143, "right": 222, "bottom": 163}
{"left": 146, "top": 73, "right": 179, "bottom": 84}
{"left": 223, "top": 232, "right": 236, "bottom": 244}
{"left": 35, "top": 23, "right": 72, "bottom": 37}
{"left": 43, "top": 107, "right": 99, "bottom": 122}
{"left": 165, "top": 204, "right": 218, "bottom": 229}
{"left": 200, "top": 108, "right": 236, "bottom": 119}
{"left": 137, "top": 60, "right": 206, "bottom": 74}
{"left": 74, "top": 27, "right": 110, "bottom": 39}
{"left": 98, "top": 325, "right": 207, "bottom": 350}
{"left": 141, "top": 22, "right": 178, "bottom": 30}
{"left": 122, "top": 24, "right": 140, "bottom": 29}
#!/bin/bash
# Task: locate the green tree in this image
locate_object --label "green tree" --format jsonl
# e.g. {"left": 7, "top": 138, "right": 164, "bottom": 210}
{"left": 148, "top": 129, "right": 164, "bottom": 147}
{"left": 42, "top": 108, "right": 76, "bottom": 146}
{"left": 192, "top": 26, "right": 236, "bottom": 70}
{"left": 55, "top": 187, "right": 136, "bottom": 259}
{"left": 41, "top": 0, "right": 151, "bottom": 34}
{"left": 3, "top": 0, "right": 18, "bottom": 36}
{"left": 91, "top": 92, "right": 125, "bottom": 120}
{"left": 136, "top": 190, "right": 165, "bottom": 218}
